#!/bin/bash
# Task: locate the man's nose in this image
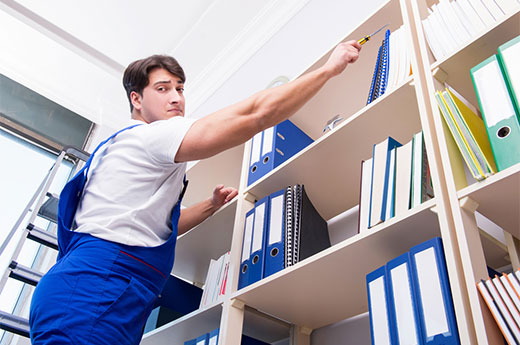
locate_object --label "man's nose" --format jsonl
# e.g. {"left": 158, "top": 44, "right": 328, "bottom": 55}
{"left": 169, "top": 90, "right": 181, "bottom": 103}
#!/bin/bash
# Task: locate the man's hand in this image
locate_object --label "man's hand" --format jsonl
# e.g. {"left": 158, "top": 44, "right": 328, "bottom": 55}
{"left": 210, "top": 184, "right": 238, "bottom": 211}
{"left": 323, "top": 40, "right": 362, "bottom": 77}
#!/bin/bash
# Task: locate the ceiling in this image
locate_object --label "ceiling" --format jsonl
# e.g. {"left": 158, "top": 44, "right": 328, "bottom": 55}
{"left": 0, "top": 0, "right": 309, "bottom": 127}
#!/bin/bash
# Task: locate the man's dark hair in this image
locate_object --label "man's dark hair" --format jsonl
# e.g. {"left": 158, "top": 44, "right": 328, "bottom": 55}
{"left": 123, "top": 55, "right": 186, "bottom": 112}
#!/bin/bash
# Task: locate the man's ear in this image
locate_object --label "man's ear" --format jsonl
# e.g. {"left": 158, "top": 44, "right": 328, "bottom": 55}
{"left": 130, "top": 91, "right": 142, "bottom": 111}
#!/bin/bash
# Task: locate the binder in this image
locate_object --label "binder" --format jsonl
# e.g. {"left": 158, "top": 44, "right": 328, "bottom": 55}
{"left": 384, "top": 147, "right": 397, "bottom": 221}
{"left": 208, "top": 328, "right": 219, "bottom": 345}
{"left": 284, "top": 185, "right": 294, "bottom": 267}
{"left": 238, "top": 208, "right": 255, "bottom": 290}
{"left": 247, "top": 120, "right": 313, "bottom": 186}
{"left": 386, "top": 252, "right": 424, "bottom": 345}
{"left": 498, "top": 35, "right": 520, "bottom": 116}
{"left": 248, "top": 195, "right": 269, "bottom": 286}
{"left": 195, "top": 333, "right": 209, "bottom": 345}
{"left": 367, "top": 43, "right": 383, "bottom": 105}
{"left": 411, "top": 132, "right": 433, "bottom": 208}
{"left": 247, "top": 132, "right": 263, "bottom": 186}
{"left": 471, "top": 54, "right": 520, "bottom": 171}
{"left": 263, "top": 188, "right": 286, "bottom": 278}
{"left": 369, "top": 136, "right": 402, "bottom": 228}
{"left": 367, "top": 265, "right": 394, "bottom": 345}
{"left": 477, "top": 280, "right": 518, "bottom": 345}
{"left": 358, "top": 158, "right": 373, "bottom": 232}
{"left": 409, "top": 237, "right": 459, "bottom": 345}
{"left": 184, "top": 339, "right": 197, "bottom": 345}
{"left": 376, "top": 29, "right": 391, "bottom": 99}
{"left": 394, "top": 140, "right": 413, "bottom": 217}
{"left": 292, "top": 185, "right": 330, "bottom": 265}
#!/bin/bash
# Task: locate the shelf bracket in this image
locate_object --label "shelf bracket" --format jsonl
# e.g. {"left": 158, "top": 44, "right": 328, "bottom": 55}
{"left": 230, "top": 298, "right": 245, "bottom": 310}
{"left": 459, "top": 197, "right": 479, "bottom": 213}
{"left": 244, "top": 192, "right": 258, "bottom": 203}
{"left": 432, "top": 67, "right": 448, "bottom": 84}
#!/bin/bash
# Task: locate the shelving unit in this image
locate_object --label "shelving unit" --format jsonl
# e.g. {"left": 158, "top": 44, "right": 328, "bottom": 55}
{"left": 142, "top": 0, "right": 520, "bottom": 344}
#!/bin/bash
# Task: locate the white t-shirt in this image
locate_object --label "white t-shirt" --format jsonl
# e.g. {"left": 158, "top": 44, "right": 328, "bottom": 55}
{"left": 74, "top": 116, "right": 196, "bottom": 247}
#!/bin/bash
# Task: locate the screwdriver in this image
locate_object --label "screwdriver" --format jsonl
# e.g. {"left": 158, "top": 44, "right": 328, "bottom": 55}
{"left": 358, "top": 24, "right": 390, "bottom": 45}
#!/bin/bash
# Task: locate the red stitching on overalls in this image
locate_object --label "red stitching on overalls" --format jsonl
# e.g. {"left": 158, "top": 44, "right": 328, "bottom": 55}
{"left": 119, "top": 250, "right": 167, "bottom": 279}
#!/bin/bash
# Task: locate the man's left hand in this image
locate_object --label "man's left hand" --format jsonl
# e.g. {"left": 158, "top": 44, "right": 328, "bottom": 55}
{"left": 211, "top": 184, "right": 238, "bottom": 210}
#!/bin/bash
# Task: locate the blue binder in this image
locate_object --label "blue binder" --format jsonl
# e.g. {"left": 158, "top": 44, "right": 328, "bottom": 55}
{"left": 263, "top": 188, "right": 286, "bottom": 278}
{"left": 208, "top": 328, "right": 219, "bottom": 345}
{"left": 238, "top": 208, "right": 255, "bottom": 290}
{"left": 409, "top": 237, "right": 459, "bottom": 345}
{"left": 247, "top": 120, "right": 313, "bottom": 186}
{"left": 248, "top": 195, "right": 270, "bottom": 286}
{"left": 386, "top": 252, "right": 424, "bottom": 345}
{"left": 195, "top": 333, "right": 209, "bottom": 345}
{"left": 184, "top": 338, "right": 197, "bottom": 345}
{"left": 367, "top": 265, "right": 394, "bottom": 345}
{"left": 247, "top": 132, "right": 264, "bottom": 186}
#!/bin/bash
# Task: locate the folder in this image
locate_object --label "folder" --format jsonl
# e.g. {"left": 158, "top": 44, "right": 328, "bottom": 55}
{"left": 208, "top": 328, "right": 219, "bottom": 345}
{"left": 238, "top": 208, "right": 255, "bottom": 290}
{"left": 409, "top": 237, "right": 459, "bottom": 345}
{"left": 247, "top": 120, "right": 313, "bottom": 186}
{"left": 367, "top": 265, "right": 394, "bottom": 345}
{"left": 394, "top": 140, "right": 413, "bottom": 217}
{"left": 477, "top": 280, "right": 518, "bottom": 345}
{"left": 358, "top": 158, "right": 373, "bottom": 232}
{"left": 247, "top": 132, "right": 263, "bottom": 186}
{"left": 386, "top": 252, "right": 424, "bottom": 345}
{"left": 369, "top": 136, "right": 402, "bottom": 228}
{"left": 471, "top": 54, "right": 520, "bottom": 171}
{"left": 384, "top": 147, "right": 397, "bottom": 221}
{"left": 498, "top": 35, "right": 520, "bottom": 117}
{"left": 248, "top": 195, "right": 269, "bottom": 286}
{"left": 292, "top": 184, "right": 330, "bottom": 265}
{"left": 195, "top": 333, "right": 209, "bottom": 345}
{"left": 263, "top": 188, "right": 286, "bottom": 278}
{"left": 367, "top": 43, "right": 383, "bottom": 105}
{"left": 411, "top": 132, "right": 433, "bottom": 208}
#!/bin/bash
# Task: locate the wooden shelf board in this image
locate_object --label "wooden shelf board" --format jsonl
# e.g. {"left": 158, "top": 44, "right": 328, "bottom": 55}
{"left": 232, "top": 199, "right": 439, "bottom": 329}
{"left": 183, "top": 144, "right": 244, "bottom": 207}
{"left": 458, "top": 164, "right": 520, "bottom": 238}
{"left": 141, "top": 303, "right": 222, "bottom": 345}
{"left": 431, "top": 10, "right": 520, "bottom": 109}
{"left": 245, "top": 80, "right": 421, "bottom": 220}
{"left": 172, "top": 198, "right": 237, "bottom": 284}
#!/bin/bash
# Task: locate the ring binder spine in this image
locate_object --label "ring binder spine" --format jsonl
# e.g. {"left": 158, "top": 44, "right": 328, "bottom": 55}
{"left": 293, "top": 185, "right": 303, "bottom": 265}
{"left": 285, "top": 186, "right": 293, "bottom": 267}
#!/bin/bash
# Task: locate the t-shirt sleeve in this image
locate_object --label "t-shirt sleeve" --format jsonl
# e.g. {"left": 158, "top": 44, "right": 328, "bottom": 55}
{"left": 144, "top": 116, "right": 197, "bottom": 165}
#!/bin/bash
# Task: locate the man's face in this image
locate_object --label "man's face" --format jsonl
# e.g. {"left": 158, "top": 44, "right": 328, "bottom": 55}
{"left": 131, "top": 68, "right": 185, "bottom": 123}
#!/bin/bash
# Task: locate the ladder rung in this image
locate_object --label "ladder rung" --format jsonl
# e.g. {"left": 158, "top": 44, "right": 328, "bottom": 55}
{"left": 26, "top": 224, "right": 58, "bottom": 250}
{"left": 64, "top": 146, "right": 90, "bottom": 162}
{"left": 9, "top": 261, "right": 43, "bottom": 286}
{"left": 37, "top": 195, "right": 58, "bottom": 223}
{"left": 0, "top": 310, "right": 30, "bottom": 338}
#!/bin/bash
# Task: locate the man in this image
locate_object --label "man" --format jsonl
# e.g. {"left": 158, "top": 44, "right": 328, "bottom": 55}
{"left": 29, "top": 40, "right": 361, "bottom": 344}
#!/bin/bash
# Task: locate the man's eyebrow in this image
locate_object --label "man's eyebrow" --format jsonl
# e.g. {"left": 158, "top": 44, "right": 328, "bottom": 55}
{"left": 153, "top": 80, "right": 172, "bottom": 86}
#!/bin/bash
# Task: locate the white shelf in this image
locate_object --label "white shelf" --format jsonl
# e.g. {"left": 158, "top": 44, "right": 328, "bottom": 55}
{"left": 232, "top": 199, "right": 439, "bottom": 329}
{"left": 183, "top": 144, "right": 244, "bottom": 207}
{"left": 172, "top": 198, "right": 237, "bottom": 284}
{"left": 431, "top": 10, "right": 520, "bottom": 109}
{"left": 245, "top": 78, "right": 420, "bottom": 220}
{"left": 458, "top": 163, "right": 520, "bottom": 238}
{"left": 141, "top": 302, "right": 222, "bottom": 345}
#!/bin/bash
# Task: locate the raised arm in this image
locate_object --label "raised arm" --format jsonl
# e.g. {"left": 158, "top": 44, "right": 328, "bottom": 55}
{"left": 175, "top": 40, "right": 361, "bottom": 162}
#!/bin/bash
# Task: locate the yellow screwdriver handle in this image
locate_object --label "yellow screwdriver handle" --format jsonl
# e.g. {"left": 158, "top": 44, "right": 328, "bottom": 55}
{"left": 358, "top": 35, "right": 370, "bottom": 45}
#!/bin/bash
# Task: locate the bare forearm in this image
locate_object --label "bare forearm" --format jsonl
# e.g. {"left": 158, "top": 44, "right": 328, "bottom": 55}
{"left": 178, "top": 198, "right": 217, "bottom": 236}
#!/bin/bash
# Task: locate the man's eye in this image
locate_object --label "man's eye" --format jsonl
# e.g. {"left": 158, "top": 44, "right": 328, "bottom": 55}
{"left": 177, "top": 87, "right": 184, "bottom": 93}
{"left": 157, "top": 86, "right": 166, "bottom": 92}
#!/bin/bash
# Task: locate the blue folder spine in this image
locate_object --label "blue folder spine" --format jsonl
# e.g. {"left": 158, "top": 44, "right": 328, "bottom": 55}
{"left": 248, "top": 195, "right": 270, "bottom": 286}
{"left": 367, "top": 265, "right": 394, "bottom": 345}
{"left": 238, "top": 208, "right": 255, "bottom": 290}
{"left": 263, "top": 188, "right": 286, "bottom": 278}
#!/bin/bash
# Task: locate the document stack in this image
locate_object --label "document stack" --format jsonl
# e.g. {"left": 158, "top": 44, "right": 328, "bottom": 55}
{"left": 477, "top": 270, "right": 520, "bottom": 344}
{"left": 471, "top": 35, "right": 520, "bottom": 172}
{"left": 366, "top": 237, "right": 460, "bottom": 345}
{"left": 238, "top": 184, "right": 330, "bottom": 290}
{"left": 359, "top": 133, "right": 434, "bottom": 232}
{"left": 200, "top": 252, "right": 230, "bottom": 308}
{"left": 435, "top": 86, "right": 497, "bottom": 181}
{"left": 422, "top": 0, "right": 519, "bottom": 61}
{"left": 247, "top": 119, "right": 313, "bottom": 186}
{"left": 184, "top": 328, "right": 268, "bottom": 345}
{"left": 366, "top": 26, "right": 412, "bottom": 105}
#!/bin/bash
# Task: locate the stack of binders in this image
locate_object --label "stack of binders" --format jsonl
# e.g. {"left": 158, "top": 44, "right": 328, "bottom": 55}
{"left": 358, "top": 132, "right": 434, "bottom": 232}
{"left": 477, "top": 270, "right": 520, "bottom": 344}
{"left": 184, "top": 328, "right": 269, "bottom": 345}
{"left": 471, "top": 35, "right": 520, "bottom": 172}
{"left": 366, "top": 237, "right": 460, "bottom": 345}
{"left": 238, "top": 184, "right": 330, "bottom": 290}
{"left": 247, "top": 120, "right": 313, "bottom": 186}
{"left": 366, "top": 26, "right": 412, "bottom": 105}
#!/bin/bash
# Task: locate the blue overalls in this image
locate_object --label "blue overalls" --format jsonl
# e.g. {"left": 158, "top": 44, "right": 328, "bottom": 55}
{"left": 29, "top": 125, "right": 188, "bottom": 344}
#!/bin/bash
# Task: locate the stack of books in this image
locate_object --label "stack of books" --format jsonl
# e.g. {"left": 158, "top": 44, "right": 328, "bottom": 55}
{"left": 359, "top": 132, "right": 433, "bottom": 232}
{"left": 422, "top": 0, "right": 519, "bottom": 61}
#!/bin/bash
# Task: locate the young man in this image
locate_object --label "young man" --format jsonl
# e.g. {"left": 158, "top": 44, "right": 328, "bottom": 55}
{"left": 29, "top": 40, "right": 361, "bottom": 344}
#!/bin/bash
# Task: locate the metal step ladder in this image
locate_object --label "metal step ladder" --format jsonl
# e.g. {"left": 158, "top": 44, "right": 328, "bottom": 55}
{"left": 0, "top": 146, "right": 89, "bottom": 340}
